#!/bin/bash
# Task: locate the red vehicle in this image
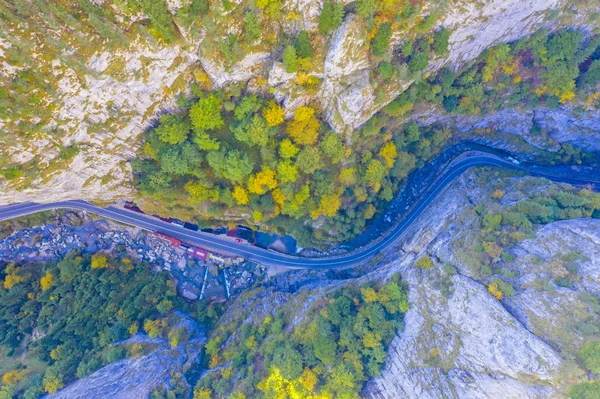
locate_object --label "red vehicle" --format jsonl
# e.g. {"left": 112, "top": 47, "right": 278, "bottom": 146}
{"left": 153, "top": 232, "right": 181, "bottom": 248}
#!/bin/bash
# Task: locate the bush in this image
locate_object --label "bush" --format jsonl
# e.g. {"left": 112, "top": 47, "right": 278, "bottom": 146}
{"left": 408, "top": 52, "right": 429, "bottom": 73}
{"left": 378, "top": 61, "right": 395, "bottom": 80}
{"left": 415, "top": 256, "right": 433, "bottom": 269}
{"left": 433, "top": 28, "right": 450, "bottom": 55}
{"left": 568, "top": 380, "right": 600, "bottom": 399}
{"left": 371, "top": 23, "right": 392, "bottom": 56}
{"left": 140, "top": 0, "right": 177, "bottom": 42}
{"left": 579, "top": 342, "right": 600, "bottom": 374}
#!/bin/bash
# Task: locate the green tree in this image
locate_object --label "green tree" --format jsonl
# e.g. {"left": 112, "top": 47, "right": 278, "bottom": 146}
{"left": 408, "top": 52, "right": 429, "bottom": 73}
{"left": 364, "top": 159, "right": 386, "bottom": 188}
{"left": 584, "top": 60, "right": 600, "bottom": 86}
{"left": 232, "top": 115, "right": 273, "bottom": 147}
{"left": 271, "top": 344, "right": 304, "bottom": 380}
{"left": 356, "top": 0, "right": 374, "bottom": 19}
{"left": 295, "top": 31, "right": 313, "bottom": 58}
{"left": 320, "top": 131, "right": 345, "bottom": 164}
{"left": 296, "top": 147, "right": 324, "bottom": 174}
{"left": 223, "top": 150, "right": 254, "bottom": 183}
{"left": 371, "top": 22, "right": 391, "bottom": 56}
{"left": 433, "top": 28, "right": 450, "bottom": 55}
{"left": 282, "top": 45, "right": 299, "bottom": 73}
{"left": 140, "top": 0, "right": 177, "bottom": 42}
{"left": 378, "top": 61, "right": 395, "bottom": 80}
{"left": 277, "top": 161, "right": 299, "bottom": 183}
{"left": 318, "top": 1, "right": 344, "bottom": 34}
{"left": 279, "top": 139, "right": 299, "bottom": 159}
{"left": 568, "top": 380, "right": 600, "bottom": 399}
{"left": 155, "top": 114, "right": 190, "bottom": 144}
{"left": 313, "top": 318, "right": 337, "bottom": 365}
{"left": 157, "top": 299, "right": 173, "bottom": 314}
{"left": 244, "top": 11, "right": 261, "bottom": 42}
{"left": 234, "top": 94, "right": 262, "bottom": 120}
{"left": 579, "top": 342, "right": 600, "bottom": 374}
{"left": 190, "top": 95, "right": 224, "bottom": 131}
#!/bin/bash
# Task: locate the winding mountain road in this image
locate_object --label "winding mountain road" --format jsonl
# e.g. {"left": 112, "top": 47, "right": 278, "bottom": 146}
{"left": 1, "top": 152, "right": 598, "bottom": 269}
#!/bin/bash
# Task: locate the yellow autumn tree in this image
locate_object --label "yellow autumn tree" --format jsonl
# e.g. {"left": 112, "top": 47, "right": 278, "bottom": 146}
{"left": 338, "top": 168, "right": 357, "bottom": 187}
{"left": 286, "top": 106, "right": 320, "bottom": 145}
{"left": 361, "top": 287, "right": 378, "bottom": 303}
{"left": 299, "top": 367, "right": 318, "bottom": 392}
{"left": 143, "top": 319, "right": 163, "bottom": 338}
{"left": 42, "top": 370, "right": 63, "bottom": 394}
{"left": 90, "top": 254, "right": 108, "bottom": 269}
{"left": 379, "top": 141, "right": 398, "bottom": 168}
{"left": 129, "top": 322, "right": 139, "bottom": 336}
{"left": 279, "top": 139, "right": 299, "bottom": 159}
{"left": 263, "top": 101, "right": 285, "bottom": 127}
{"left": 193, "top": 387, "right": 213, "bottom": 399}
{"left": 3, "top": 274, "right": 23, "bottom": 289}
{"left": 317, "top": 193, "right": 341, "bottom": 218}
{"left": 272, "top": 188, "right": 287, "bottom": 207}
{"left": 488, "top": 283, "right": 503, "bottom": 300}
{"left": 363, "top": 332, "right": 382, "bottom": 348}
{"left": 3, "top": 263, "right": 23, "bottom": 289}
{"left": 364, "top": 204, "right": 376, "bottom": 219}
{"left": 40, "top": 272, "right": 54, "bottom": 291}
{"left": 2, "top": 370, "right": 25, "bottom": 385}
{"left": 248, "top": 168, "right": 278, "bottom": 195}
{"left": 232, "top": 186, "right": 250, "bottom": 205}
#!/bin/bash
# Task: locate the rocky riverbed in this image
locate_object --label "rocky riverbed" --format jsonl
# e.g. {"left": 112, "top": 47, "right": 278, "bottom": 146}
{"left": 0, "top": 211, "right": 267, "bottom": 302}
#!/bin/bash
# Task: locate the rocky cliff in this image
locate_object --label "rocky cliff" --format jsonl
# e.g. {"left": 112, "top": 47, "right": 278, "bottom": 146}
{"left": 44, "top": 315, "right": 205, "bottom": 399}
{"left": 2, "top": 0, "right": 596, "bottom": 205}
{"left": 363, "top": 171, "right": 600, "bottom": 398}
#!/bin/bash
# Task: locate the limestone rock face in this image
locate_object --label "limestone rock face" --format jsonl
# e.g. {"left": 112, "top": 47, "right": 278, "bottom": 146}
{"left": 44, "top": 316, "right": 205, "bottom": 399}
{"left": 361, "top": 171, "right": 600, "bottom": 398}
{"left": 333, "top": 0, "right": 566, "bottom": 132}
{"left": 415, "top": 105, "right": 600, "bottom": 153}
{"left": 440, "top": 0, "right": 564, "bottom": 68}
{"left": 199, "top": 52, "right": 271, "bottom": 88}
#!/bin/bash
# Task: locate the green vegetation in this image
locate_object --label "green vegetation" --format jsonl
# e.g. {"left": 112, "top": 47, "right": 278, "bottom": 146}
{"left": 295, "top": 31, "right": 314, "bottom": 59}
{"left": 193, "top": 275, "right": 409, "bottom": 398}
{"left": 371, "top": 23, "right": 392, "bottom": 56}
{"left": 140, "top": 0, "right": 178, "bottom": 42}
{"left": 134, "top": 86, "right": 452, "bottom": 248}
{"left": 388, "top": 29, "right": 600, "bottom": 119}
{"left": 569, "top": 381, "right": 600, "bottom": 399}
{"left": 0, "top": 252, "right": 224, "bottom": 399}
{"left": 318, "top": 2, "right": 344, "bottom": 34}
{"left": 578, "top": 342, "right": 600, "bottom": 374}
{"left": 282, "top": 46, "right": 299, "bottom": 73}
{"left": 459, "top": 172, "right": 600, "bottom": 298}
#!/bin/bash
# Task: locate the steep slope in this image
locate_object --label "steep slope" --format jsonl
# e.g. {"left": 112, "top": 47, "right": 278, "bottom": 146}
{"left": 2, "top": 0, "right": 596, "bottom": 205}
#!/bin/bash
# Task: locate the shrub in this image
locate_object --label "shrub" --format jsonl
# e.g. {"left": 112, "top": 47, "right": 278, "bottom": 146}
{"left": 371, "top": 23, "right": 392, "bottom": 56}
{"left": 378, "top": 61, "right": 395, "bottom": 80}
{"left": 579, "top": 342, "right": 600, "bottom": 374}
{"left": 408, "top": 52, "right": 429, "bottom": 73}
{"left": 433, "top": 28, "right": 450, "bottom": 55}
{"left": 568, "top": 380, "right": 600, "bottom": 399}
{"left": 415, "top": 256, "right": 433, "bottom": 269}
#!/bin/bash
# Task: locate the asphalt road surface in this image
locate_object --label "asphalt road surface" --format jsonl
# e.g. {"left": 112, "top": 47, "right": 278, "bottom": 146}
{"left": 1, "top": 153, "right": 598, "bottom": 269}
